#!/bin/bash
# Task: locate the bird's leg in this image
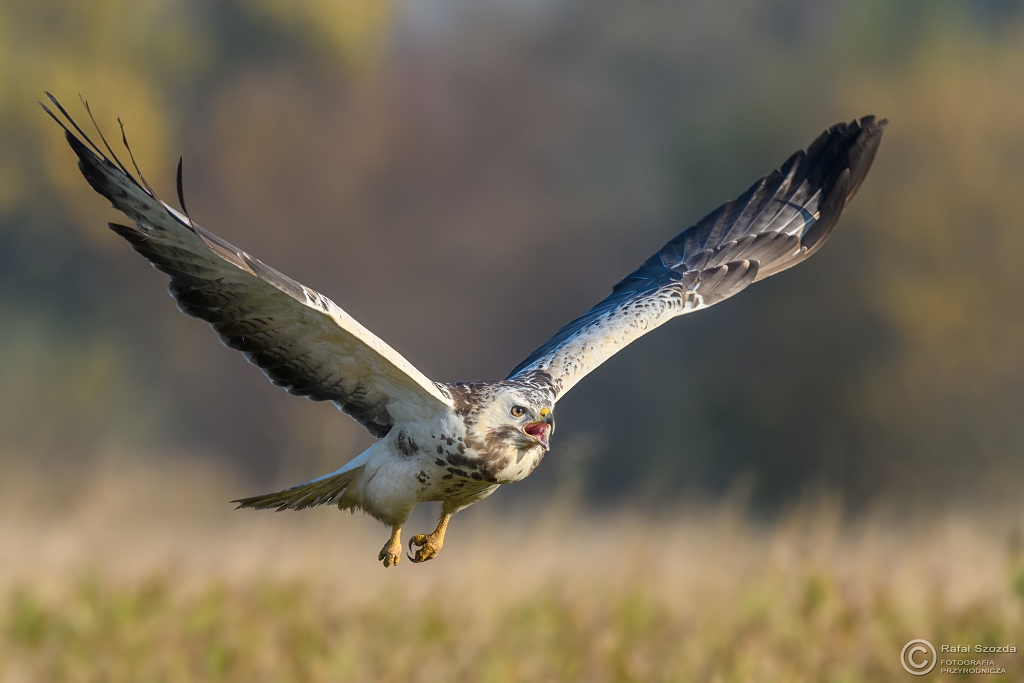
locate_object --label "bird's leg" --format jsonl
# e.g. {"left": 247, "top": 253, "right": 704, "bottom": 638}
{"left": 378, "top": 524, "right": 402, "bottom": 567}
{"left": 407, "top": 511, "right": 451, "bottom": 563}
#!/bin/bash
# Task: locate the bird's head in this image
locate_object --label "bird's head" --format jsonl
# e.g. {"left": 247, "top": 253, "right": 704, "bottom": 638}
{"left": 473, "top": 387, "right": 555, "bottom": 451}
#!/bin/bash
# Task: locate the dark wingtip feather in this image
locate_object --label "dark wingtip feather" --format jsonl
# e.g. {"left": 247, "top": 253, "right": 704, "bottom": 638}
{"left": 64, "top": 129, "right": 123, "bottom": 205}
{"left": 844, "top": 116, "right": 887, "bottom": 203}
{"left": 801, "top": 167, "right": 849, "bottom": 255}
{"left": 80, "top": 94, "right": 135, "bottom": 180}
{"left": 176, "top": 155, "right": 196, "bottom": 230}
{"left": 792, "top": 115, "right": 885, "bottom": 259}
{"left": 38, "top": 100, "right": 73, "bottom": 136}
{"left": 45, "top": 92, "right": 107, "bottom": 159}
{"left": 116, "top": 116, "right": 159, "bottom": 202}
{"left": 41, "top": 93, "right": 151, "bottom": 208}
{"left": 176, "top": 156, "right": 186, "bottom": 212}
{"left": 107, "top": 222, "right": 144, "bottom": 239}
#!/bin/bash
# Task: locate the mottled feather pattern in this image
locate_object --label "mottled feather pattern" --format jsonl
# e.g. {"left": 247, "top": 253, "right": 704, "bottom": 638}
{"left": 43, "top": 96, "right": 451, "bottom": 438}
{"left": 510, "top": 116, "right": 885, "bottom": 397}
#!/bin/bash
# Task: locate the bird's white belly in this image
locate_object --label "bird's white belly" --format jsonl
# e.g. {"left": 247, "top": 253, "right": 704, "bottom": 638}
{"left": 354, "top": 422, "right": 546, "bottom": 524}
{"left": 357, "top": 448, "right": 426, "bottom": 524}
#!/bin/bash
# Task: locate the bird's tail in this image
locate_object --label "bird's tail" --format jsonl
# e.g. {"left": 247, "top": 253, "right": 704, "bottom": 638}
{"left": 232, "top": 465, "right": 364, "bottom": 512}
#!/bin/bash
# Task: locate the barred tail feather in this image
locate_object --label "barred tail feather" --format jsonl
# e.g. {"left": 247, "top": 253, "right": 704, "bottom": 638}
{"left": 233, "top": 466, "right": 364, "bottom": 512}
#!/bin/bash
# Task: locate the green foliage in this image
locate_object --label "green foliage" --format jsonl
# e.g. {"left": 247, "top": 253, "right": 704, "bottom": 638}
{"left": 2, "top": 560, "right": 1019, "bottom": 681}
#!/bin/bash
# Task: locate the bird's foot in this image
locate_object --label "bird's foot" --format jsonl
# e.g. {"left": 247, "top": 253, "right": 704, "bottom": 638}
{"left": 407, "top": 532, "right": 443, "bottom": 563}
{"left": 378, "top": 543, "right": 401, "bottom": 567}
{"left": 378, "top": 526, "right": 402, "bottom": 567}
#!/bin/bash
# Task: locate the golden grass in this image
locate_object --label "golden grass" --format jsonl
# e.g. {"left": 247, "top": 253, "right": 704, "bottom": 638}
{"left": 1, "top": 459, "right": 1022, "bottom": 682}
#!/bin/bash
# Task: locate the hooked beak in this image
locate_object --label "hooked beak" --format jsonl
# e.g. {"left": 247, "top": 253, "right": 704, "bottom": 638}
{"left": 523, "top": 411, "right": 555, "bottom": 450}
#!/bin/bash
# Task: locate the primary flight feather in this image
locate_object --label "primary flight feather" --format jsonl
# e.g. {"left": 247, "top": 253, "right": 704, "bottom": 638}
{"left": 43, "top": 93, "right": 885, "bottom": 566}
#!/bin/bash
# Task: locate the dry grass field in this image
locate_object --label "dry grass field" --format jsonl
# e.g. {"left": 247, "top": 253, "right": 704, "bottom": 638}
{"left": 1, "top": 459, "right": 1021, "bottom": 682}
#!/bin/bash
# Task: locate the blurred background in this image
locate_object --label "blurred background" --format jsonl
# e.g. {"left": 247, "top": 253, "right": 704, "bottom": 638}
{"left": 3, "top": 2, "right": 1024, "bottom": 679}
{"left": 3, "top": 0, "right": 1024, "bottom": 511}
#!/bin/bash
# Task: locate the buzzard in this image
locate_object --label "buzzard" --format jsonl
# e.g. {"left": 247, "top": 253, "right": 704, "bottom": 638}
{"left": 42, "top": 94, "right": 885, "bottom": 566}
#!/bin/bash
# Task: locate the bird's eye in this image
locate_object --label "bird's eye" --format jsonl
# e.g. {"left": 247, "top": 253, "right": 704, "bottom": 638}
{"left": 510, "top": 406, "right": 526, "bottom": 418}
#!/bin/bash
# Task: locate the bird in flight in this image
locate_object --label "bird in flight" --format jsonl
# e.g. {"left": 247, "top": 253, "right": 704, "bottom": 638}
{"left": 42, "top": 93, "right": 885, "bottom": 567}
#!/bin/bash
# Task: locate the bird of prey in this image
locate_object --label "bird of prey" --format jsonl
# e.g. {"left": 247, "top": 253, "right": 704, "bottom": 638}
{"left": 42, "top": 93, "right": 885, "bottom": 567}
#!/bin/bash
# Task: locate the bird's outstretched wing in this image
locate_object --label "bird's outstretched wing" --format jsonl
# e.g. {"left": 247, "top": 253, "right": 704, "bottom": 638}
{"left": 42, "top": 94, "right": 451, "bottom": 436}
{"left": 508, "top": 116, "right": 886, "bottom": 399}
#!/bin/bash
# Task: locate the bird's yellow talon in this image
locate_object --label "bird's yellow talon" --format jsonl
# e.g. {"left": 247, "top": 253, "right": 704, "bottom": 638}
{"left": 379, "top": 525, "right": 402, "bottom": 567}
{"left": 407, "top": 529, "right": 444, "bottom": 563}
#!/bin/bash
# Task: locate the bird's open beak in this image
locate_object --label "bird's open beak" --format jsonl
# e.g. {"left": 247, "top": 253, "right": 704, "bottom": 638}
{"left": 523, "top": 411, "right": 555, "bottom": 450}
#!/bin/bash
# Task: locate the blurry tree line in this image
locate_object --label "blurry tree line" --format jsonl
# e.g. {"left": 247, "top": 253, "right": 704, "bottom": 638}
{"left": 2, "top": 0, "right": 1024, "bottom": 511}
